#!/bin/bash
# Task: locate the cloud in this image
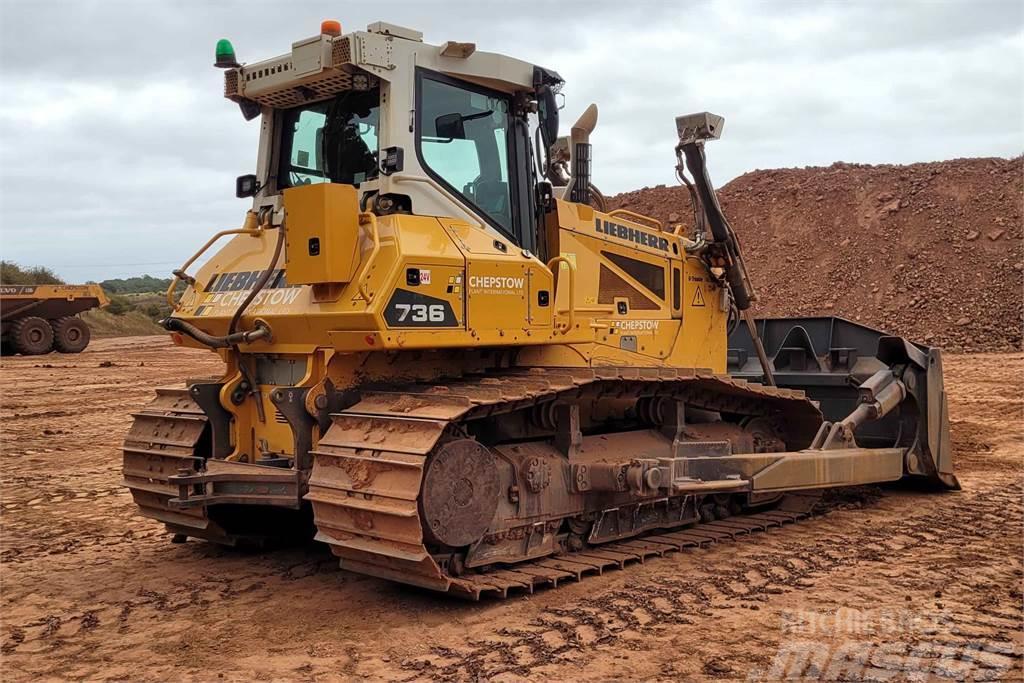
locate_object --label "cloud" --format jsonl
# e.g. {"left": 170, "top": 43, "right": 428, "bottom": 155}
{"left": 0, "top": 0, "right": 1021, "bottom": 281}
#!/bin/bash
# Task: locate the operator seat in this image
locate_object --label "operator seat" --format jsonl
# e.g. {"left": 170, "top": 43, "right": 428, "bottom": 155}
{"left": 474, "top": 179, "right": 511, "bottom": 227}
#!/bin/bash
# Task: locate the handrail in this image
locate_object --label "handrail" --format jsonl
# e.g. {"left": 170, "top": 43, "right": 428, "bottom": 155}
{"left": 546, "top": 255, "right": 577, "bottom": 334}
{"left": 166, "top": 211, "right": 263, "bottom": 309}
{"left": 355, "top": 212, "right": 381, "bottom": 302}
{"left": 608, "top": 209, "right": 663, "bottom": 231}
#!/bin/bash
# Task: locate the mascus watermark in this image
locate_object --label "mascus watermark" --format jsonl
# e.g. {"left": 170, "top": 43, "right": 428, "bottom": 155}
{"left": 747, "top": 608, "right": 1019, "bottom": 681}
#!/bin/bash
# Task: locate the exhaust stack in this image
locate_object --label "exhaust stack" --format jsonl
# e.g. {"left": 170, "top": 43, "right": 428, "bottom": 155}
{"left": 566, "top": 104, "right": 598, "bottom": 205}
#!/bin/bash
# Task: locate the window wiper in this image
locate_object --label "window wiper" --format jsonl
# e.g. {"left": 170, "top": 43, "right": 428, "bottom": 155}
{"left": 463, "top": 110, "right": 493, "bottom": 124}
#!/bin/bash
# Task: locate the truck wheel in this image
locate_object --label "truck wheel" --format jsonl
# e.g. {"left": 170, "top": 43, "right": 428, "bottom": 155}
{"left": 52, "top": 316, "right": 91, "bottom": 354}
{"left": 11, "top": 316, "right": 54, "bottom": 355}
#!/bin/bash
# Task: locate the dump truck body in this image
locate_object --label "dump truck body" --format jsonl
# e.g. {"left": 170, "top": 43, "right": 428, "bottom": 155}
{"left": 122, "top": 20, "right": 958, "bottom": 597}
{"left": 1, "top": 284, "right": 109, "bottom": 355}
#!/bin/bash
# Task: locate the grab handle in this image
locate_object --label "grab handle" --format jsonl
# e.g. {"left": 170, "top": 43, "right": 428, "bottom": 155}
{"left": 608, "top": 209, "right": 663, "bottom": 231}
{"left": 167, "top": 212, "right": 263, "bottom": 309}
{"left": 355, "top": 212, "right": 381, "bottom": 302}
{"left": 546, "top": 256, "right": 577, "bottom": 334}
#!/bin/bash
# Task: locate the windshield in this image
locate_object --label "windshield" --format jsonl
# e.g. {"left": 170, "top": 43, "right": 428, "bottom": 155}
{"left": 279, "top": 88, "right": 380, "bottom": 188}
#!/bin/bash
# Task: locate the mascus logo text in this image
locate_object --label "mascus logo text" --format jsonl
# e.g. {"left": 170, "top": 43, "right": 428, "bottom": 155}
{"left": 595, "top": 218, "right": 669, "bottom": 251}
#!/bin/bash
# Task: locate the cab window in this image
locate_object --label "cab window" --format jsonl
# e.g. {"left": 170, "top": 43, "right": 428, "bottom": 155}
{"left": 279, "top": 88, "right": 379, "bottom": 187}
{"left": 417, "top": 73, "right": 513, "bottom": 233}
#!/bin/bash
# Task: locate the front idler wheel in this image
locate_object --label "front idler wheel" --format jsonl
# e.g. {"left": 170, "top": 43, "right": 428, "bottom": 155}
{"left": 420, "top": 438, "right": 501, "bottom": 548}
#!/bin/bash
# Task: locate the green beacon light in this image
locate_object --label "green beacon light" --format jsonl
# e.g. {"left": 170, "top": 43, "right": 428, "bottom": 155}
{"left": 214, "top": 39, "right": 239, "bottom": 69}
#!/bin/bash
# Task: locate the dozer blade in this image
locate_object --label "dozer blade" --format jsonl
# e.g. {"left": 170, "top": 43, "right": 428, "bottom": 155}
{"left": 728, "top": 316, "right": 959, "bottom": 490}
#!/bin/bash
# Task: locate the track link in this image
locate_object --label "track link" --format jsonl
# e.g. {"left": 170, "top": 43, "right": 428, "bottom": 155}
{"left": 443, "top": 494, "right": 818, "bottom": 599}
{"left": 121, "top": 387, "right": 235, "bottom": 542}
{"left": 307, "top": 365, "right": 823, "bottom": 597}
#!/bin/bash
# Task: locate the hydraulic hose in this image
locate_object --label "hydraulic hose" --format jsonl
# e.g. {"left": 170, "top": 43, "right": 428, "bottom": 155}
{"left": 675, "top": 168, "right": 707, "bottom": 240}
{"left": 677, "top": 142, "right": 755, "bottom": 311}
{"left": 683, "top": 233, "right": 708, "bottom": 254}
{"left": 160, "top": 224, "right": 283, "bottom": 349}
{"left": 160, "top": 221, "right": 284, "bottom": 427}
{"left": 162, "top": 317, "right": 269, "bottom": 348}
{"left": 227, "top": 223, "right": 284, "bottom": 424}
{"left": 676, "top": 143, "right": 774, "bottom": 384}
{"left": 229, "top": 224, "right": 285, "bottom": 336}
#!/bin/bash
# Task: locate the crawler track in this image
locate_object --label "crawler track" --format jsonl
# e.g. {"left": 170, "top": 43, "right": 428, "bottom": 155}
{"left": 419, "top": 494, "right": 819, "bottom": 600}
{"left": 122, "top": 368, "right": 827, "bottom": 598}
{"left": 122, "top": 387, "right": 210, "bottom": 533}
{"left": 307, "top": 366, "right": 824, "bottom": 598}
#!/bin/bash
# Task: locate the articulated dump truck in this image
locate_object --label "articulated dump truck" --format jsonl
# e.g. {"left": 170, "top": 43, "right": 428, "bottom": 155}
{"left": 1, "top": 284, "right": 108, "bottom": 355}
{"left": 123, "top": 20, "right": 958, "bottom": 598}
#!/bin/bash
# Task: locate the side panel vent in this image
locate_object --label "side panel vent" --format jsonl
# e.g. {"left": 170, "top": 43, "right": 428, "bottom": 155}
{"left": 224, "top": 70, "right": 239, "bottom": 98}
{"left": 246, "top": 72, "right": 379, "bottom": 109}
{"left": 598, "top": 265, "right": 659, "bottom": 310}
{"left": 672, "top": 267, "right": 681, "bottom": 311}
{"left": 601, "top": 251, "right": 666, "bottom": 300}
{"left": 332, "top": 37, "right": 352, "bottom": 66}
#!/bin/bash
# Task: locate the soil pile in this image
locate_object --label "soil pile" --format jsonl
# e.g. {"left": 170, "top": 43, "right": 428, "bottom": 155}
{"left": 611, "top": 157, "right": 1023, "bottom": 351}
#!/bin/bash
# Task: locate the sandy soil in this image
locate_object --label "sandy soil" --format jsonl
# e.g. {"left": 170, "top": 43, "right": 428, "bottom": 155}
{"left": 2, "top": 337, "right": 1021, "bottom": 681}
{"left": 612, "top": 157, "right": 1024, "bottom": 353}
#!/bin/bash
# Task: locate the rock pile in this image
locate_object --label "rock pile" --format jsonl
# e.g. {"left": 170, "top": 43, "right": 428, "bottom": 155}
{"left": 610, "top": 157, "right": 1023, "bottom": 352}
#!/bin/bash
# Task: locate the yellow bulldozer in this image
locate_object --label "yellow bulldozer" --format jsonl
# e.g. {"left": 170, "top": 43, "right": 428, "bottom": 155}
{"left": 123, "top": 20, "right": 958, "bottom": 598}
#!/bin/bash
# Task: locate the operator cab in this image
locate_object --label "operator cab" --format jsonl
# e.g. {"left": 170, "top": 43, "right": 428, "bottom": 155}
{"left": 221, "top": 21, "right": 564, "bottom": 258}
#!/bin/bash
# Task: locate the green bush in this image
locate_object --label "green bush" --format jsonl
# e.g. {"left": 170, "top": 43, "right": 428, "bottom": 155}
{"left": 0, "top": 261, "right": 64, "bottom": 285}
{"left": 100, "top": 274, "right": 172, "bottom": 294}
{"left": 106, "top": 295, "right": 131, "bottom": 316}
{"left": 144, "top": 303, "right": 168, "bottom": 319}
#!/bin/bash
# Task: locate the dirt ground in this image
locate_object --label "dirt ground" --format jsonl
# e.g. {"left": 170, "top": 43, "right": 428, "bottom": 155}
{"left": 2, "top": 337, "right": 1021, "bottom": 681}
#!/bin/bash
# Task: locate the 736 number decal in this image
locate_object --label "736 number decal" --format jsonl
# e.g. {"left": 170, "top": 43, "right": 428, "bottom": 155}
{"left": 384, "top": 288, "right": 459, "bottom": 328}
{"left": 394, "top": 303, "right": 447, "bottom": 323}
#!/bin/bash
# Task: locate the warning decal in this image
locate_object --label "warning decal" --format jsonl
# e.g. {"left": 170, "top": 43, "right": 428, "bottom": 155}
{"left": 691, "top": 286, "right": 706, "bottom": 307}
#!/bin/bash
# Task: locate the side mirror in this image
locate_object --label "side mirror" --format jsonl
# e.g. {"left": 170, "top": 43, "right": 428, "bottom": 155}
{"left": 537, "top": 85, "right": 559, "bottom": 149}
{"left": 435, "top": 113, "right": 466, "bottom": 140}
{"left": 236, "top": 174, "right": 260, "bottom": 198}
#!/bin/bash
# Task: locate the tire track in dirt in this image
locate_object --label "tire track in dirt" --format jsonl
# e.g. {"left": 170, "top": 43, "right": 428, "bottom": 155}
{"left": 396, "top": 482, "right": 1022, "bottom": 680}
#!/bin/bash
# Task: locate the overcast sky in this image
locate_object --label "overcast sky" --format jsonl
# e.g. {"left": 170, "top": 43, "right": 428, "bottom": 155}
{"left": 1, "top": 0, "right": 1021, "bottom": 282}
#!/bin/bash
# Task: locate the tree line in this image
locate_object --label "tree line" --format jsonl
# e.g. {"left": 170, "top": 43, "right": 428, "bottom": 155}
{"left": 0, "top": 261, "right": 171, "bottom": 294}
